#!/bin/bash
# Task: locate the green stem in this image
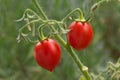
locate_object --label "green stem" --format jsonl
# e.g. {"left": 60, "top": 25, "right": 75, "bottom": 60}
{"left": 19, "top": 19, "right": 41, "bottom": 32}
{"left": 25, "top": 9, "right": 41, "bottom": 19}
{"left": 37, "top": 23, "right": 48, "bottom": 41}
{"left": 32, "top": 0, "right": 66, "bottom": 46}
{"left": 65, "top": 43, "right": 92, "bottom": 80}
{"left": 32, "top": 0, "right": 92, "bottom": 80}
{"left": 32, "top": 0, "right": 48, "bottom": 19}
{"left": 98, "top": 0, "right": 107, "bottom": 4}
{"left": 62, "top": 8, "right": 85, "bottom": 22}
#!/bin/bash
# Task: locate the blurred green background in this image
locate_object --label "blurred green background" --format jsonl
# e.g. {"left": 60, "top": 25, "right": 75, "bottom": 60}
{"left": 0, "top": 0, "right": 120, "bottom": 80}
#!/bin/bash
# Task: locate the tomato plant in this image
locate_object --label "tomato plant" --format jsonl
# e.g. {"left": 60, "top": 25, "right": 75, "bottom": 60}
{"left": 34, "top": 38, "right": 60, "bottom": 71}
{"left": 17, "top": 0, "right": 110, "bottom": 79}
{"left": 67, "top": 21, "right": 93, "bottom": 51}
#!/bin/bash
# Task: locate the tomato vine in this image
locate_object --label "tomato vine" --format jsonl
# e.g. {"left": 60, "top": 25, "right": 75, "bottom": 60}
{"left": 16, "top": 0, "right": 111, "bottom": 80}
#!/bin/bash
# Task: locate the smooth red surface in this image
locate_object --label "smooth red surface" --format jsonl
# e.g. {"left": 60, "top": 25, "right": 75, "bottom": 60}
{"left": 34, "top": 38, "right": 60, "bottom": 71}
{"left": 67, "top": 21, "right": 93, "bottom": 51}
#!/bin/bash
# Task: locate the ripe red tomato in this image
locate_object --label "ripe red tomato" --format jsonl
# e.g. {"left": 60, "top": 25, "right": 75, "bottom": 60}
{"left": 67, "top": 21, "right": 93, "bottom": 51}
{"left": 34, "top": 38, "right": 60, "bottom": 72}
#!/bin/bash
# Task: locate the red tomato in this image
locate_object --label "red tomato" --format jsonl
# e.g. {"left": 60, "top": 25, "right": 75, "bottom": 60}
{"left": 34, "top": 38, "right": 60, "bottom": 72}
{"left": 67, "top": 21, "right": 93, "bottom": 51}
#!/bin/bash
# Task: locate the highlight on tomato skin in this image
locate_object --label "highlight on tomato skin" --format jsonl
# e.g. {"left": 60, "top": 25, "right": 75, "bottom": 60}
{"left": 34, "top": 38, "right": 60, "bottom": 72}
{"left": 67, "top": 21, "right": 93, "bottom": 51}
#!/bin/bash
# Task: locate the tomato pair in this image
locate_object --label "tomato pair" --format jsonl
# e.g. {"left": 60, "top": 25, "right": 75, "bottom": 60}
{"left": 34, "top": 21, "right": 92, "bottom": 72}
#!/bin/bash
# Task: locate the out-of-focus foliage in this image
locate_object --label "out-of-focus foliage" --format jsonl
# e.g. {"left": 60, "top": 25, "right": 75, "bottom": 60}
{"left": 0, "top": 0, "right": 120, "bottom": 80}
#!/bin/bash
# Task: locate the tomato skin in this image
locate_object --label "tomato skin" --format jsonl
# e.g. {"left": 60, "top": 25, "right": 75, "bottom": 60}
{"left": 67, "top": 21, "right": 93, "bottom": 51}
{"left": 34, "top": 38, "right": 60, "bottom": 72}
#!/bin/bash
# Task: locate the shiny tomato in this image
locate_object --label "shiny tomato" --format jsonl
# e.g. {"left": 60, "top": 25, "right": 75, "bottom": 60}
{"left": 67, "top": 21, "right": 93, "bottom": 51}
{"left": 34, "top": 38, "right": 60, "bottom": 72}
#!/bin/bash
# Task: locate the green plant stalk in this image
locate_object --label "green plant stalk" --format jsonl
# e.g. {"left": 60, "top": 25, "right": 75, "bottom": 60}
{"left": 25, "top": 9, "right": 41, "bottom": 19}
{"left": 98, "top": 0, "right": 107, "bottom": 4}
{"left": 32, "top": 0, "right": 48, "bottom": 20}
{"left": 65, "top": 43, "right": 92, "bottom": 80}
{"left": 62, "top": 8, "right": 85, "bottom": 22}
{"left": 37, "top": 23, "right": 48, "bottom": 41}
{"left": 32, "top": 0, "right": 92, "bottom": 80}
{"left": 19, "top": 19, "right": 41, "bottom": 32}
